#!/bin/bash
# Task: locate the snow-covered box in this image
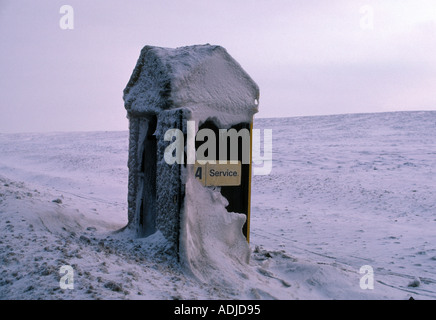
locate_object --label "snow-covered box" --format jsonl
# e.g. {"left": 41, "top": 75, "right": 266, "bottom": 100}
{"left": 123, "top": 44, "right": 259, "bottom": 258}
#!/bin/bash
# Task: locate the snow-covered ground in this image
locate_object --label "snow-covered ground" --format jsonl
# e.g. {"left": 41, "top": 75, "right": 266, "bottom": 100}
{"left": 0, "top": 111, "right": 435, "bottom": 300}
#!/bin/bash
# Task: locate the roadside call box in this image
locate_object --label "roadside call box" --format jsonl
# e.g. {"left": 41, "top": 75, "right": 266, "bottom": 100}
{"left": 123, "top": 44, "right": 259, "bottom": 257}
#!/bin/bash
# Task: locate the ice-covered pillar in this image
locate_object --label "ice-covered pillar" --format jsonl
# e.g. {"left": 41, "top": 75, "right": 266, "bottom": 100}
{"left": 123, "top": 44, "right": 259, "bottom": 266}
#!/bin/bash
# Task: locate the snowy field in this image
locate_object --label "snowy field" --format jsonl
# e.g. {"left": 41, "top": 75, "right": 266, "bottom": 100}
{"left": 0, "top": 111, "right": 435, "bottom": 300}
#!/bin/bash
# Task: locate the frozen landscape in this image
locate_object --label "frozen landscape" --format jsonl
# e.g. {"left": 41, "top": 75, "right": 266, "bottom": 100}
{"left": 0, "top": 110, "right": 435, "bottom": 300}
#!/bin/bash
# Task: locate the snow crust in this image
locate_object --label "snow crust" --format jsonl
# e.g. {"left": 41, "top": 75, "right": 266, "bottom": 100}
{"left": 123, "top": 44, "right": 259, "bottom": 127}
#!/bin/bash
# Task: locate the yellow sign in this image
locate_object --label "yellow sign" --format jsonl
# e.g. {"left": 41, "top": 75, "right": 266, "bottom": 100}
{"left": 194, "top": 161, "right": 241, "bottom": 186}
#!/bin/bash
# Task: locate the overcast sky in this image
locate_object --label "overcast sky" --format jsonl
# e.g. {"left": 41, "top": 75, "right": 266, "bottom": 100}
{"left": 0, "top": 0, "right": 435, "bottom": 132}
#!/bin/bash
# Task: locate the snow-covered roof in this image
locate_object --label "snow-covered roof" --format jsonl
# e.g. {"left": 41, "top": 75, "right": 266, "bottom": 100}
{"left": 123, "top": 44, "right": 259, "bottom": 122}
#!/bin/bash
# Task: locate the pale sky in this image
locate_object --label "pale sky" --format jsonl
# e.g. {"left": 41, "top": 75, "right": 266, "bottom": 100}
{"left": 0, "top": 0, "right": 435, "bottom": 132}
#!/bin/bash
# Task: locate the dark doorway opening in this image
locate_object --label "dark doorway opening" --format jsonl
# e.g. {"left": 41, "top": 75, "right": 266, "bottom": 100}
{"left": 139, "top": 115, "right": 157, "bottom": 237}
{"left": 196, "top": 120, "right": 251, "bottom": 238}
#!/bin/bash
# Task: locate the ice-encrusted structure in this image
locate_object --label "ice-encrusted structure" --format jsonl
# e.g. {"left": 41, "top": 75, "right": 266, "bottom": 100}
{"left": 123, "top": 44, "right": 259, "bottom": 279}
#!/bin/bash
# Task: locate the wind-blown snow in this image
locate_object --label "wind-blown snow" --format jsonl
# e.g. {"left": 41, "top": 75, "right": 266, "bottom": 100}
{"left": 180, "top": 174, "right": 250, "bottom": 283}
{"left": 1, "top": 111, "right": 435, "bottom": 299}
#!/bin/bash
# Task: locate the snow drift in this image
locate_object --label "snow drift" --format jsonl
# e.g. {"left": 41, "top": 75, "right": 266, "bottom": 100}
{"left": 180, "top": 174, "right": 250, "bottom": 283}
{"left": 1, "top": 111, "right": 435, "bottom": 299}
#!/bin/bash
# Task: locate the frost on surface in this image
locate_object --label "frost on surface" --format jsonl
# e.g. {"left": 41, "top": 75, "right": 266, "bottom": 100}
{"left": 123, "top": 44, "right": 259, "bottom": 128}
